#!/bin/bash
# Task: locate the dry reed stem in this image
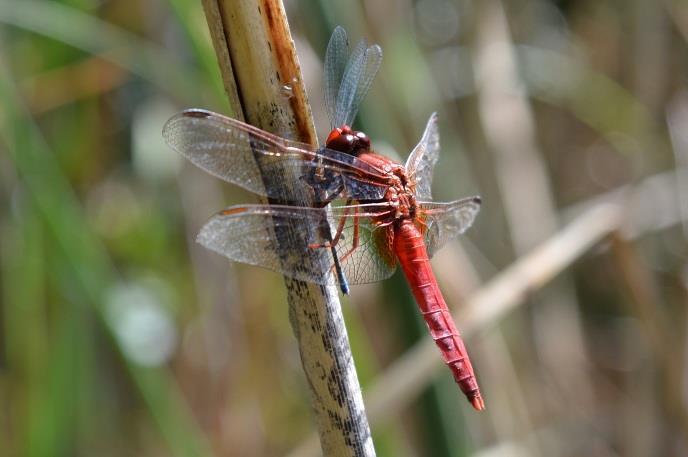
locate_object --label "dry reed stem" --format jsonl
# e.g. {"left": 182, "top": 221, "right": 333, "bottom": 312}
{"left": 199, "top": 1, "right": 375, "bottom": 455}
{"left": 666, "top": 93, "right": 688, "bottom": 239}
{"left": 610, "top": 233, "right": 688, "bottom": 441}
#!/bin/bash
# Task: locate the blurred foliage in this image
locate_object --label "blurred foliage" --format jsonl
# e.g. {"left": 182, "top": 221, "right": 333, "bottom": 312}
{"left": 2, "top": 0, "right": 688, "bottom": 456}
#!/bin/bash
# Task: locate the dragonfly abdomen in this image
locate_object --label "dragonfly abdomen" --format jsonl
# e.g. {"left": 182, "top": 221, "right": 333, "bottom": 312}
{"left": 393, "top": 219, "right": 485, "bottom": 411}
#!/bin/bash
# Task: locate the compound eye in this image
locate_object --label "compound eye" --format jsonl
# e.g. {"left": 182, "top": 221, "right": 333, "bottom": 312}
{"left": 326, "top": 127, "right": 343, "bottom": 145}
{"left": 354, "top": 131, "right": 370, "bottom": 151}
{"left": 342, "top": 133, "right": 356, "bottom": 148}
{"left": 326, "top": 132, "right": 356, "bottom": 153}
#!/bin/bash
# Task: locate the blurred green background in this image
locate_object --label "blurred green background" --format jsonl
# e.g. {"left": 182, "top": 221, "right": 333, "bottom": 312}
{"left": 2, "top": 0, "right": 688, "bottom": 456}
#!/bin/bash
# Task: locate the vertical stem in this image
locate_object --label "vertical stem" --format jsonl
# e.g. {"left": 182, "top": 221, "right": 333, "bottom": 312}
{"left": 199, "top": 1, "right": 375, "bottom": 455}
{"left": 610, "top": 233, "right": 688, "bottom": 440}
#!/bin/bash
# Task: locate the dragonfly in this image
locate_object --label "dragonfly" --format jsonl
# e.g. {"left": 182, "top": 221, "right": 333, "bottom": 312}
{"left": 163, "top": 27, "right": 485, "bottom": 410}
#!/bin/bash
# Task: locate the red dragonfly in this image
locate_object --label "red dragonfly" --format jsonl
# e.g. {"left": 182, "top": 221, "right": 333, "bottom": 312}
{"left": 163, "top": 27, "right": 485, "bottom": 410}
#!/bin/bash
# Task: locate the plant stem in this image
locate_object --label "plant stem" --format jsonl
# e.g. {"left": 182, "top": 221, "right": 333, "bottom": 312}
{"left": 200, "top": 1, "right": 376, "bottom": 455}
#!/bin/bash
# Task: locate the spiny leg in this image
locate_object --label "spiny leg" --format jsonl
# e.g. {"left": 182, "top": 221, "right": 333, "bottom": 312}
{"left": 308, "top": 199, "right": 353, "bottom": 249}
{"left": 308, "top": 191, "right": 352, "bottom": 294}
{"left": 325, "top": 201, "right": 352, "bottom": 294}
{"left": 337, "top": 206, "right": 360, "bottom": 265}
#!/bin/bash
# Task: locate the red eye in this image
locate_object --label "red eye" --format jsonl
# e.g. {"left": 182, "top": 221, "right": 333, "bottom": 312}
{"left": 355, "top": 131, "right": 370, "bottom": 151}
{"left": 325, "top": 125, "right": 367, "bottom": 155}
{"left": 326, "top": 129, "right": 356, "bottom": 153}
{"left": 326, "top": 127, "right": 343, "bottom": 145}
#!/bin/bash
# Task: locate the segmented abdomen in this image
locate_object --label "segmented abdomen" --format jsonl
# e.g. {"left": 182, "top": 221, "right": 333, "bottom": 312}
{"left": 393, "top": 219, "right": 484, "bottom": 411}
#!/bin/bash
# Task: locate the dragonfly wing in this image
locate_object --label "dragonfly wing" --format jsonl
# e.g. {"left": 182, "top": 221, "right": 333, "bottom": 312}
{"left": 418, "top": 196, "right": 481, "bottom": 257}
{"left": 198, "top": 205, "right": 339, "bottom": 286}
{"left": 330, "top": 204, "right": 398, "bottom": 284}
{"left": 197, "top": 204, "right": 397, "bottom": 286}
{"left": 324, "top": 26, "right": 350, "bottom": 128}
{"left": 333, "top": 39, "right": 365, "bottom": 128}
{"left": 163, "top": 109, "right": 301, "bottom": 199}
{"left": 405, "top": 113, "right": 440, "bottom": 201}
{"left": 163, "top": 109, "right": 389, "bottom": 202}
{"left": 348, "top": 43, "right": 382, "bottom": 126}
{"left": 333, "top": 38, "right": 383, "bottom": 128}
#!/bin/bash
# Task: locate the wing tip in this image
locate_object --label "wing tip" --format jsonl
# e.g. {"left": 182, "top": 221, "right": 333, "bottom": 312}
{"left": 332, "top": 25, "right": 347, "bottom": 39}
{"left": 367, "top": 43, "right": 383, "bottom": 58}
{"left": 195, "top": 222, "right": 213, "bottom": 247}
{"left": 161, "top": 114, "right": 179, "bottom": 141}
{"left": 162, "top": 109, "right": 215, "bottom": 144}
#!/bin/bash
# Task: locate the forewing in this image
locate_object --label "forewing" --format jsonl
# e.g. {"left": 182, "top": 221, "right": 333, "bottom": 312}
{"left": 405, "top": 113, "right": 440, "bottom": 200}
{"left": 419, "top": 197, "right": 481, "bottom": 257}
{"left": 163, "top": 109, "right": 389, "bottom": 202}
{"left": 197, "top": 204, "right": 397, "bottom": 285}
{"left": 333, "top": 39, "right": 383, "bottom": 128}
{"left": 333, "top": 39, "right": 366, "bottom": 128}
{"left": 324, "top": 26, "right": 350, "bottom": 128}
{"left": 349, "top": 44, "right": 382, "bottom": 126}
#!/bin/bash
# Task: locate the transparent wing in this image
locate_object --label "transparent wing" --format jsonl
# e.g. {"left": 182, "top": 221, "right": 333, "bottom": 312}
{"left": 405, "top": 113, "right": 441, "bottom": 200}
{"left": 197, "top": 203, "right": 398, "bottom": 285}
{"left": 418, "top": 196, "right": 482, "bottom": 257}
{"left": 331, "top": 203, "right": 397, "bottom": 284}
{"left": 347, "top": 43, "right": 382, "bottom": 126}
{"left": 163, "top": 109, "right": 390, "bottom": 202}
{"left": 328, "top": 36, "right": 383, "bottom": 128}
{"left": 324, "top": 26, "right": 349, "bottom": 128}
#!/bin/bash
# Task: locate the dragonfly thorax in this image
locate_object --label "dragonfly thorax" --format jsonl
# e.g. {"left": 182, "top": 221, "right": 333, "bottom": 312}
{"left": 325, "top": 125, "right": 371, "bottom": 156}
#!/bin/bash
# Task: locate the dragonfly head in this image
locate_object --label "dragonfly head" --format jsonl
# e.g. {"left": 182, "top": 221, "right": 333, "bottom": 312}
{"left": 326, "top": 125, "right": 371, "bottom": 156}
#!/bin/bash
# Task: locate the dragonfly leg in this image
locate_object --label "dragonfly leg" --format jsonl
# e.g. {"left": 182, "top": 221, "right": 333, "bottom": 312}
{"left": 415, "top": 217, "right": 428, "bottom": 233}
{"left": 308, "top": 200, "right": 353, "bottom": 249}
{"left": 308, "top": 180, "right": 352, "bottom": 294}
{"left": 336, "top": 207, "right": 360, "bottom": 265}
{"left": 307, "top": 198, "right": 353, "bottom": 295}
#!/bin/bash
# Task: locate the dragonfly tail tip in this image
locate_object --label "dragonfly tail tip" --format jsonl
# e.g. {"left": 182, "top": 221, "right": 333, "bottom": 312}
{"left": 470, "top": 395, "right": 486, "bottom": 412}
